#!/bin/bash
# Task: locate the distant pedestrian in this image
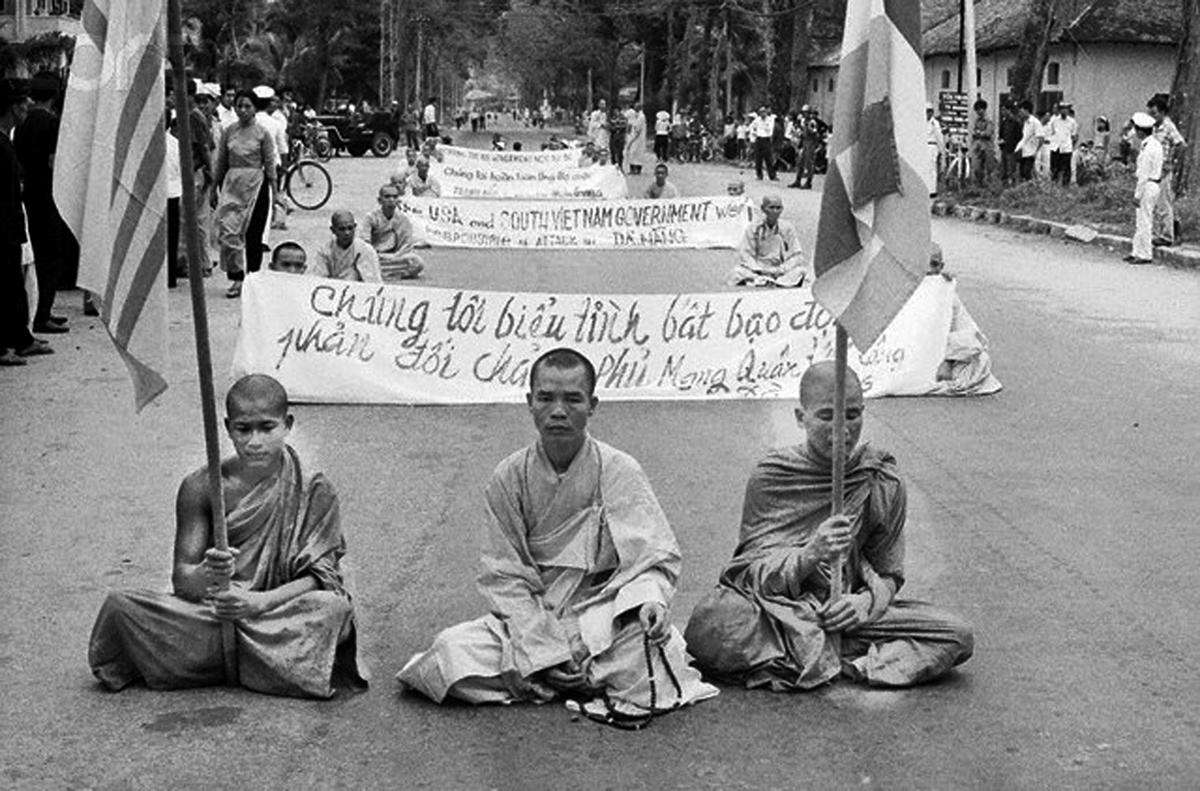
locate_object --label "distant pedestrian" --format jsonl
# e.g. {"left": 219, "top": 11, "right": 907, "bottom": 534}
{"left": 1126, "top": 112, "right": 1162, "bottom": 266}
{"left": 926, "top": 103, "right": 944, "bottom": 196}
{"left": 423, "top": 97, "right": 438, "bottom": 140}
{"left": 654, "top": 109, "right": 670, "bottom": 162}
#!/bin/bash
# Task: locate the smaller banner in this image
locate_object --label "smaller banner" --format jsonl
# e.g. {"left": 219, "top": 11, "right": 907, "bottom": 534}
{"left": 232, "top": 272, "right": 961, "bottom": 405}
{"left": 401, "top": 195, "right": 753, "bottom": 249}
{"left": 435, "top": 145, "right": 628, "bottom": 198}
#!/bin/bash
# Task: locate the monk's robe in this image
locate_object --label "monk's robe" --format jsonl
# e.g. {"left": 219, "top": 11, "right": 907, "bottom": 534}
{"left": 362, "top": 208, "right": 424, "bottom": 280}
{"left": 930, "top": 293, "right": 1002, "bottom": 397}
{"left": 398, "top": 437, "right": 717, "bottom": 717}
{"left": 685, "top": 444, "right": 973, "bottom": 690}
{"left": 89, "top": 446, "right": 368, "bottom": 699}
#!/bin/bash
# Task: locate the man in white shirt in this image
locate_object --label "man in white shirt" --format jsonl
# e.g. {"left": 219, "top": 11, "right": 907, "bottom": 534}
{"left": 216, "top": 85, "right": 237, "bottom": 129}
{"left": 750, "top": 104, "right": 777, "bottom": 182}
{"left": 587, "top": 99, "right": 609, "bottom": 152}
{"left": 1147, "top": 94, "right": 1187, "bottom": 247}
{"left": 1126, "top": 112, "right": 1163, "bottom": 265}
{"left": 925, "top": 103, "right": 944, "bottom": 197}
{"left": 423, "top": 98, "right": 438, "bottom": 140}
{"left": 1014, "top": 100, "right": 1043, "bottom": 182}
{"left": 1044, "top": 102, "right": 1078, "bottom": 186}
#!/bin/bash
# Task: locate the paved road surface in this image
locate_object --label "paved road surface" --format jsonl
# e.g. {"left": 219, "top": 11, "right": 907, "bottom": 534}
{"left": 2, "top": 131, "right": 1199, "bottom": 789}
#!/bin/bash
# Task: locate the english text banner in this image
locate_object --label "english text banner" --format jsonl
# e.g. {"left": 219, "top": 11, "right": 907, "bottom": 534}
{"left": 233, "top": 273, "right": 956, "bottom": 405}
{"left": 435, "top": 145, "right": 628, "bottom": 198}
{"left": 401, "top": 195, "right": 753, "bottom": 249}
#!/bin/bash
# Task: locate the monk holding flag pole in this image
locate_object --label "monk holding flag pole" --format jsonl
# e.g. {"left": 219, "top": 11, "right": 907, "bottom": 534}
{"left": 58, "top": 0, "right": 364, "bottom": 697}
{"left": 685, "top": 0, "right": 973, "bottom": 690}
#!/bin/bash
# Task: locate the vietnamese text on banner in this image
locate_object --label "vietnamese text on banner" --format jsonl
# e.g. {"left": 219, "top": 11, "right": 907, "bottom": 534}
{"left": 232, "top": 272, "right": 957, "bottom": 405}
{"left": 434, "top": 144, "right": 629, "bottom": 198}
{"left": 401, "top": 195, "right": 753, "bottom": 249}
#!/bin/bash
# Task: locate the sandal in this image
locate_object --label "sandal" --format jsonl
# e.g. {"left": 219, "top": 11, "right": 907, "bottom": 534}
{"left": 225, "top": 282, "right": 242, "bottom": 298}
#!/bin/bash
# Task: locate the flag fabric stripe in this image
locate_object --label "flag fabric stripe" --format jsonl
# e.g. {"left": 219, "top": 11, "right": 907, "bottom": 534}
{"left": 111, "top": 43, "right": 165, "bottom": 202}
{"left": 54, "top": 0, "right": 169, "bottom": 411}
{"left": 812, "top": 0, "right": 929, "bottom": 352}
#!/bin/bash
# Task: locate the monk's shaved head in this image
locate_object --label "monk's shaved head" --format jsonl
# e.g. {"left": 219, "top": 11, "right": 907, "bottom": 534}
{"left": 226, "top": 374, "right": 289, "bottom": 418}
{"left": 799, "top": 361, "right": 863, "bottom": 409}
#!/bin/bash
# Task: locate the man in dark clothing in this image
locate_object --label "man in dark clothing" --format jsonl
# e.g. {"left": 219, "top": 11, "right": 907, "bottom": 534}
{"left": 14, "top": 72, "right": 71, "bottom": 335}
{"left": 2, "top": 78, "right": 53, "bottom": 365}
{"left": 998, "top": 104, "right": 1022, "bottom": 187}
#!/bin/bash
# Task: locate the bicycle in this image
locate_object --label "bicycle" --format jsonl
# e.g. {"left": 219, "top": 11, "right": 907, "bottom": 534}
{"left": 284, "top": 157, "right": 333, "bottom": 211}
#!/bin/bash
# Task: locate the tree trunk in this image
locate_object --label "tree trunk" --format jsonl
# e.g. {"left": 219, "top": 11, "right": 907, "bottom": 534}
{"left": 707, "top": 9, "right": 722, "bottom": 128}
{"left": 1008, "top": 0, "right": 1057, "bottom": 110}
{"left": 789, "top": 1, "right": 816, "bottom": 110}
{"left": 1171, "top": 0, "right": 1198, "bottom": 196}
{"left": 767, "top": 0, "right": 795, "bottom": 112}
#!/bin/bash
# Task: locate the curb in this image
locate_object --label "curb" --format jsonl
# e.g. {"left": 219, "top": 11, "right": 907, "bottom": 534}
{"left": 930, "top": 200, "right": 1200, "bottom": 272}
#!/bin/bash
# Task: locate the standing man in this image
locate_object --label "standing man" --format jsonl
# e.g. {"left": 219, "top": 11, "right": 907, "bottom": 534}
{"left": 623, "top": 102, "right": 647, "bottom": 175}
{"left": 790, "top": 105, "right": 821, "bottom": 189}
{"left": 14, "top": 71, "right": 70, "bottom": 335}
{"left": 1126, "top": 112, "right": 1163, "bottom": 266}
{"left": 925, "top": 102, "right": 944, "bottom": 196}
{"left": 685, "top": 362, "right": 974, "bottom": 690}
{"left": 1147, "top": 94, "right": 1186, "bottom": 247}
{"left": 751, "top": 104, "right": 777, "bottom": 181}
{"left": 998, "top": 103, "right": 1022, "bottom": 186}
{"left": 608, "top": 102, "right": 627, "bottom": 172}
{"left": 587, "top": 99, "right": 609, "bottom": 153}
{"left": 397, "top": 348, "right": 718, "bottom": 725}
{"left": 1014, "top": 101, "right": 1043, "bottom": 182}
{"left": 1044, "top": 102, "right": 1078, "bottom": 186}
{"left": 423, "top": 97, "right": 439, "bottom": 140}
{"left": 969, "top": 99, "right": 996, "bottom": 188}
{"left": 2, "top": 78, "right": 52, "bottom": 366}
{"left": 216, "top": 84, "right": 238, "bottom": 129}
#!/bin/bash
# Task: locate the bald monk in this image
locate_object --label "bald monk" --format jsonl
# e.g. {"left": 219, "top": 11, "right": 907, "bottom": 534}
{"left": 310, "top": 210, "right": 382, "bottom": 282}
{"left": 685, "top": 362, "right": 973, "bottom": 689}
{"left": 362, "top": 183, "right": 424, "bottom": 280}
{"left": 89, "top": 374, "right": 367, "bottom": 698}
{"left": 398, "top": 348, "right": 717, "bottom": 726}
{"left": 727, "top": 194, "right": 808, "bottom": 288}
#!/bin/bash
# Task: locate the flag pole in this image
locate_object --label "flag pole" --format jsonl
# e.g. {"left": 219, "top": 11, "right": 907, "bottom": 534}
{"left": 166, "top": 0, "right": 238, "bottom": 684}
{"left": 829, "top": 324, "right": 848, "bottom": 654}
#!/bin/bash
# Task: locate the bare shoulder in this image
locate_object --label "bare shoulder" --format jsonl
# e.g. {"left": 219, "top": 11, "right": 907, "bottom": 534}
{"left": 177, "top": 466, "right": 212, "bottom": 509}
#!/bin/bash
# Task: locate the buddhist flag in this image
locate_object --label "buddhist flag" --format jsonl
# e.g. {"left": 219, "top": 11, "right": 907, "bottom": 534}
{"left": 54, "top": 0, "right": 169, "bottom": 410}
{"left": 812, "top": 0, "right": 930, "bottom": 350}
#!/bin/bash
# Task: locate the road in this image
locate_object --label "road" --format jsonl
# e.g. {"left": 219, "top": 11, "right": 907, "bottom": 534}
{"left": 2, "top": 126, "right": 1199, "bottom": 790}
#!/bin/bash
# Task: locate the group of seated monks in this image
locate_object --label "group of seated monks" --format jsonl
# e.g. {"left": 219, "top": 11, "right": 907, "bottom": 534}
{"left": 267, "top": 184, "right": 426, "bottom": 283}
{"left": 90, "top": 350, "right": 974, "bottom": 727}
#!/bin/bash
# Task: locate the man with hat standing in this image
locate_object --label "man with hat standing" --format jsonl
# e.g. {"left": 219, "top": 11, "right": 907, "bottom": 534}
{"left": 789, "top": 105, "right": 822, "bottom": 190}
{"left": 2, "top": 77, "right": 53, "bottom": 365}
{"left": 14, "top": 71, "right": 72, "bottom": 335}
{"left": 1126, "top": 112, "right": 1163, "bottom": 265}
{"left": 970, "top": 99, "right": 996, "bottom": 187}
{"left": 1044, "top": 102, "right": 1078, "bottom": 186}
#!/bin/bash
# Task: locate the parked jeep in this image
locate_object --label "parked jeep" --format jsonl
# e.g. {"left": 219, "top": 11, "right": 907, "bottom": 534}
{"left": 313, "top": 110, "right": 398, "bottom": 157}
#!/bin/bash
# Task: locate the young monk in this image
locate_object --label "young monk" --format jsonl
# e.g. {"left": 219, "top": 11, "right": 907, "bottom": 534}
{"left": 685, "top": 362, "right": 973, "bottom": 689}
{"left": 398, "top": 348, "right": 716, "bottom": 725}
{"left": 362, "top": 183, "right": 424, "bottom": 280}
{"left": 89, "top": 374, "right": 367, "bottom": 698}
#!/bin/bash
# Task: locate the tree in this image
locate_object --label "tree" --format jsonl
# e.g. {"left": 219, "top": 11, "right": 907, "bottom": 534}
{"left": 1008, "top": 0, "right": 1058, "bottom": 111}
{"left": 1171, "top": 0, "right": 1198, "bottom": 195}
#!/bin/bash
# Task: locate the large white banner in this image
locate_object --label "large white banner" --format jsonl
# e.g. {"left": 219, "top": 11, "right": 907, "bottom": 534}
{"left": 400, "top": 195, "right": 753, "bottom": 249}
{"left": 436, "top": 145, "right": 628, "bottom": 198}
{"left": 232, "top": 272, "right": 958, "bottom": 405}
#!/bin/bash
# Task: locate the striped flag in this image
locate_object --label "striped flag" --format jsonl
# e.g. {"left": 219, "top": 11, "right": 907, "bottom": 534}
{"left": 54, "top": 0, "right": 169, "bottom": 410}
{"left": 812, "top": 0, "right": 930, "bottom": 351}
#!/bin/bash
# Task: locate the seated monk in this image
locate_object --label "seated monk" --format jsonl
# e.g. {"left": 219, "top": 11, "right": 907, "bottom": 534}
{"left": 727, "top": 194, "right": 808, "bottom": 288}
{"left": 398, "top": 348, "right": 717, "bottom": 725}
{"left": 363, "top": 183, "right": 424, "bottom": 280}
{"left": 310, "top": 210, "right": 382, "bottom": 283}
{"left": 89, "top": 375, "right": 367, "bottom": 698}
{"left": 926, "top": 244, "right": 1002, "bottom": 397}
{"left": 404, "top": 157, "right": 441, "bottom": 197}
{"left": 685, "top": 362, "right": 973, "bottom": 690}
